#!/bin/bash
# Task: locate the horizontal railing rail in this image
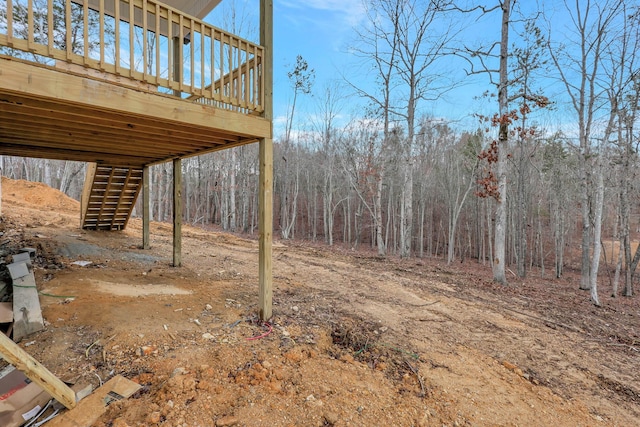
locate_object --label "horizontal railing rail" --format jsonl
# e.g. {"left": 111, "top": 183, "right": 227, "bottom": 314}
{"left": 0, "top": 0, "right": 264, "bottom": 113}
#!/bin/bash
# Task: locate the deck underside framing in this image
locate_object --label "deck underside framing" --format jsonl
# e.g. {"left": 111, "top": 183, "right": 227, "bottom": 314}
{"left": 0, "top": 57, "right": 271, "bottom": 167}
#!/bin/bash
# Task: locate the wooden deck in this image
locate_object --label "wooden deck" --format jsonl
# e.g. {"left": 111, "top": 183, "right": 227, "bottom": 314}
{"left": 0, "top": 0, "right": 274, "bottom": 320}
{"left": 0, "top": 56, "right": 271, "bottom": 167}
{"left": 0, "top": 0, "right": 270, "bottom": 166}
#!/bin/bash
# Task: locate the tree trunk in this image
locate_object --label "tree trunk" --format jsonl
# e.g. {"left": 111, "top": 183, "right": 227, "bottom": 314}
{"left": 613, "top": 233, "right": 623, "bottom": 298}
{"left": 515, "top": 140, "right": 527, "bottom": 278}
{"left": 229, "top": 149, "right": 237, "bottom": 231}
{"left": 579, "top": 161, "right": 592, "bottom": 290}
{"left": 400, "top": 161, "right": 413, "bottom": 258}
{"left": 492, "top": 0, "right": 510, "bottom": 285}
{"left": 589, "top": 165, "right": 604, "bottom": 306}
{"left": 375, "top": 167, "right": 386, "bottom": 256}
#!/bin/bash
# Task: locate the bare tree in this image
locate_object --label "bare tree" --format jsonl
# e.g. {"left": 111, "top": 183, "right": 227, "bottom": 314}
{"left": 590, "top": 159, "right": 605, "bottom": 306}
{"left": 605, "top": 5, "right": 640, "bottom": 297}
{"left": 442, "top": 130, "right": 480, "bottom": 264}
{"left": 284, "top": 55, "right": 315, "bottom": 145}
{"left": 311, "top": 82, "right": 346, "bottom": 246}
{"left": 548, "top": 0, "right": 622, "bottom": 292}
{"left": 278, "top": 55, "right": 314, "bottom": 239}
{"left": 348, "top": 0, "right": 402, "bottom": 256}
{"left": 455, "top": 0, "right": 514, "bottom": 283}
{"left": 349, "top": 0, "right": 457, "bottom": 257}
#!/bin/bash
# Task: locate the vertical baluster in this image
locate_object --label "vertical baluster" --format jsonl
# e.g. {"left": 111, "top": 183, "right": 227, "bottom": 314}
{"left": 227, "top": 36, "right": 233, "bottom": 102}
{"left": 237, "top": 38, "right": 242, "bottom": 107}
{"left": 83, "top": 0, "right": 89, "bottom": 62}
{"left": 259, "top": 47, "right": 264, "bottom": 110}
{"left": 167, "top": 9, "right": 174, "bottom": 91}
{"left": 143, "top": 0, "right": 148, "bottom": 79}
{"left": 243, "top": 41, "right": 249, "bottom": 108}
{"left": 99, "top": 0, "right": 104, "bottom": 67}
{"left": 251, "top": 44, "right": 258, "bottom": 110}
{"left": 210, "top": 28, "right": 216, "bottom": 100}
{"left": 129, "top": 0, "right": 134, "bottom": 75}
{"left": 155, "top": 3, "right": 160, "bottom": 81}
{"left": 189, "top": 19, "right": 195, "bottom": 94}
{"left": 47, "top": 0, "right": 53, "bottom": 54}
{"left": 27, "top": 0, "right": 33, "bottom": 50}
{"left": 178, "top": 15, "right": 184, "bottom": 93}
{"left": 7, "top": 0, "right": 13, "bottom": 46}
{"left": 65, "top": 0, "right": 72, "bottom": 60}
{"left": 115, "top": 0, "right": 121, "bottom": 73}
{"left": 232, "top": 38, "right": 237, "bottom": 104}
{"left": 219, "top": 32, "right": 225, "bottom": 101}
{"left": 200, "top": 22, "right": 205, "bottom": 96}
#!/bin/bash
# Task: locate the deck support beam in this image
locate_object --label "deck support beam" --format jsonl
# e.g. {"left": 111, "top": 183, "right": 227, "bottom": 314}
{"left": 258, "top": 137, "right": 273, "bottom": 321}
{"left": 173, "top": 159, "right": 182, "bottom": 267}
{"left": 142, "top": 165, "right": 150, "bottom": 249}
{"left": 258, "top": 0, "right": 273, "bottom": 321}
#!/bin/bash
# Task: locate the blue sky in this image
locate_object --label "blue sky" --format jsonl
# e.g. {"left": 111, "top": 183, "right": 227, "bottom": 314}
{"left": 272, "top": 0, "right": 370, "bottom": 135}
{"left": 206, "top": 0, "right": 618, "bottom": 141}
{"left": 270, "top": 0, "right": 492, "bottom": 136}
{"left": 206, "top": 1, "right": 518, "bottom": 138}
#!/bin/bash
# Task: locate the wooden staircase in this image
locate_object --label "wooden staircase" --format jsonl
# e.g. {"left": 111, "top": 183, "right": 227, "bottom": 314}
{"left": 81, "top": 164, "right": 143, "bottom": 230}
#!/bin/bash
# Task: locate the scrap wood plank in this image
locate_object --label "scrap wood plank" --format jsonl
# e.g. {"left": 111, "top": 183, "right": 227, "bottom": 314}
{"left": 0, "top": 331, "right": 76, "bottom": 409}
{"left": 45, "top": 375, "right": 141, "bottom": 427}
{"left": 9, "top": 262, "right": 45, "bottom": 341}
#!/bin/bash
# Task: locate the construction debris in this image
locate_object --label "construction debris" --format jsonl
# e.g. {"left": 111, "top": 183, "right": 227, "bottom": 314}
{"left": 0, "top": 365, "right": 50, "bottom": 427}
{"left": 7, "top": 249, "right": 45, "bottom": 342}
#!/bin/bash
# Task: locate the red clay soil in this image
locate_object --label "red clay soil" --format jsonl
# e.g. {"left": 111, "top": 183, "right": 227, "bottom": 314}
{"left": 1, "top": 176, "right": 639, "bottom": 426}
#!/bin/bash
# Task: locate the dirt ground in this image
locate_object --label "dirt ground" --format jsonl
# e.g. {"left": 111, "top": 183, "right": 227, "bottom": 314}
{"left": 1, "top": 176, "right": 639, "bottom": 427}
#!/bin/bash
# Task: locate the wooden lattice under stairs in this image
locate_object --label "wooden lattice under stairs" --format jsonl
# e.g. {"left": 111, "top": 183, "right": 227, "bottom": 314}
{"left": 81, "top": 164, "right": 143, "bottom": 230}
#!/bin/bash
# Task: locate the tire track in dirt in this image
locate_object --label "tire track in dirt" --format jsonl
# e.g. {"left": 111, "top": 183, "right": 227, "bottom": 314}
{"left": 247, "top": 245, "right": 639, "bottom": 425}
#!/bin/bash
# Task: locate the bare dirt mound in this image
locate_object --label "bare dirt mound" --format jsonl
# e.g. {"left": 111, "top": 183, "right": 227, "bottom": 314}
{"left": 2, "top": 176, "right": 79, "bottom": 212}
{"left": 1, "top": 177, "right": 638, "bottom": 427}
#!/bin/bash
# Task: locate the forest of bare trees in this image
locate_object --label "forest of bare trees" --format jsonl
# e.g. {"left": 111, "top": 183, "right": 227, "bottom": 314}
{"left": 2, "top": 0, "right": 640, "bottom": 304}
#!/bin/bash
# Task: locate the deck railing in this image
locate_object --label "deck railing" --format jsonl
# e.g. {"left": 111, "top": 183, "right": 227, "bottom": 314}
{"left": 0, "top": 0, "right": 264, "bottom": 113}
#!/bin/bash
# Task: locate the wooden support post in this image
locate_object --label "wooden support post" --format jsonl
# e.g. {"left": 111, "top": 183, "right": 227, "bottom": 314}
{"left": 258, "top": 138, "right": 273, "bottom": 321}
{"left": 259, "top": 0, "right": 273, "bottom": 321}
{"left": 173, "top": 158, "right": 182, "bottom": 267}
{"left": 142, "top": 165, "right": 150, "bottom": 249}
{"left": 0, "top": 331, "right": 76, "bottom": 409}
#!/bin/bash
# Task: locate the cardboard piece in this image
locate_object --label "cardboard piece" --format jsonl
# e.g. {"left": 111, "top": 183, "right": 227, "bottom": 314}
{"left": 0, "top": 332, "right": 76, "bottom": 410}
{"left": 0, "top": 302, "right": 13, "bottom": 324}
{"left": 0, "top": 365, "right": 51, "bottom": 427}
{"left": 45, "top": 375, "right": 141, "bottom": 427}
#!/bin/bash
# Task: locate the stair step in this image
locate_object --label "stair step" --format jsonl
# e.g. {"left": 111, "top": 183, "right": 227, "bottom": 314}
{"left": 82, "top": 165, "right": 143, "bottom": 231}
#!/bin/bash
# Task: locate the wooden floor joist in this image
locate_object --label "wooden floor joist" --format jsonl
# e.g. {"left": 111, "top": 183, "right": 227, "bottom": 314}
{"left": 0, "top": 57, "right": 271, "bottom": 167}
